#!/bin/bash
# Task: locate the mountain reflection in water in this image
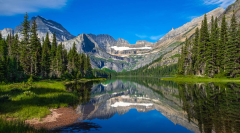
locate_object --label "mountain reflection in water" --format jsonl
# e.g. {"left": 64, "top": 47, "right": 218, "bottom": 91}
{"left": 59, "top": 78, "right": 240, "bottom": 133}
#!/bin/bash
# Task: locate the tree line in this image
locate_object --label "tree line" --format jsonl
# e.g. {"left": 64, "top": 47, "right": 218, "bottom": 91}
{"left": 0, "top": 13, "right": 94, "bottom": 83}
{"left": 178, "top": 13, "right": 240, "bottom": 78}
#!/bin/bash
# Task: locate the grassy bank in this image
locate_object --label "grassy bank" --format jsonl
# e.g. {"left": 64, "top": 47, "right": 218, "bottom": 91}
{"left": 0, "top": 117, "right": 47, "bottom": 133}
{"left": 0, "top": 78, "right": 106, "bottom": 121}
{"left": 161, "top": 76, "right": 240, "bottom": 82}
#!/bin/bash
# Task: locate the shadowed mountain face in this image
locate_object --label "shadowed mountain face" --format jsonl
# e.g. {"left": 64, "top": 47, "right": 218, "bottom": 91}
{"left": 0, "top": 16, "right": 75, "bottom": 41}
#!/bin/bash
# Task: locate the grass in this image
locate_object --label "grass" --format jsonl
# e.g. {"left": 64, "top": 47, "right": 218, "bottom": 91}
{"left": 169, "top": 54, "right": 180, "bottom": 59}
{"left": 0, "top": 117, "right": 47, "bottom": 133}
{"left": 0, "top": 78, "right": 106, "bottom": 121}
{"left": 101, "top": 68, "right": 117, "bottom": 73}
{"left": 168, "top": 41, "right": 182, "bottom": 48}
{"left": 161, "top": 75, "right": 240, "bottom": 83}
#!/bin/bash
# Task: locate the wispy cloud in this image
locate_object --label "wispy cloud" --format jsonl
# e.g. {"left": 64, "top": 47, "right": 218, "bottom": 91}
{"left": 150, "top": 35, "right": 163, "bottom": 40}
{"left": 135, "top": 34, "right": 163, "bottom": 41}
{"left": 203, "top": 0, "right": 236, "bottom": 8}
{"left": 189, "top": 15, "right": 201, "bottom": 20}
{"left": 0, "top": 0, "right": 68, "bottom": 16}
{"left": 135, "top": 34, "right": 148, "bottom": 39}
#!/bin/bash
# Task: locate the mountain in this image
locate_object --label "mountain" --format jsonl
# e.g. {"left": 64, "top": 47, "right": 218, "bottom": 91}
{"left": 0, "top": 28, "right": 14, "bottom": 39}
{"left": 61, "top": 33, "right": 135, "bottom": 72}
{"left": 144, "top": 7, "right": 225, "bottom": 69}
{"left": 0, "top": 16, "right": 75, "bottom": 41}
{"left": 88, "top": 34, "right": 117, "bottom": 53}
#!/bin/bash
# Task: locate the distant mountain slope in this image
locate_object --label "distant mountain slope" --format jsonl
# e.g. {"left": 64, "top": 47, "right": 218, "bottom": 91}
{"left": 61, "top": 33, "right": 135, "bottom": 72}
{"left": 0, "top": 16, "right": 75, "bottom": 41}
{"left": 142, "top": 7, "right": 225, "bottom": 69}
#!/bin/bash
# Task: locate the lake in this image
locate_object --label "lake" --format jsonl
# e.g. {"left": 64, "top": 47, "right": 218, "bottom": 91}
{"left": 55, "top": 78, "right": 240, "bottom": 133}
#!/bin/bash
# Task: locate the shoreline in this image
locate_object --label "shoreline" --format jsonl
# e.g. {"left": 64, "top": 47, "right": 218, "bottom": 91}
{"left": 26, "top": 107, "right": 80, "bottom": 130}
{"left": 161, "top": 76, "right": 240, "bottom": 82}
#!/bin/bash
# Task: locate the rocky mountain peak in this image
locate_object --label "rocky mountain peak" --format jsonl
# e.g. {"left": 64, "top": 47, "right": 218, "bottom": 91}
{"left": 14, "top": 15, "right": 75, "bottom": 41}
{"left": 136, "top": 40, "right": 153, "bottom": 45}
{"left": 116, "top": 38, "right": 129, "bottom": 44}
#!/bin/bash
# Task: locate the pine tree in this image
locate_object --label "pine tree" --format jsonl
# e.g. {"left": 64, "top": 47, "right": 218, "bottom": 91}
{"left": 177, "top": 44, "right": 185, "bottom": 75}
{"left": 198, "top": 14, "right": 210, "bottom": 75}
{"left": 41, "top": 33, "right": 51, "bottom": 78}
{"left": 219, "top": 15, "right": 228, "bottom": 73}
{"left": 51, "top": 32, "right": 57, "bottom": 59}
{"left": 225, "top": 13, "right": 238, "bottom": 77}
{"left": 21, "top": 12, "right": 30, "bottom": 45}
{"left": 20, "top": 12, "right": 30, "bottom": 75}
{"left": 192, "top": 27, "right": 199, "bottom": 74}
{"left": 86, "top": 54, "right": 93, "bottom": 78}
{"left": 0, "top": 33, "right": 2, "bottom": 40}
{"left": 50, "top": 32, "right": 58, "bottom": 78}
{"left": 0, "top": 39, "right": 8, "bottom": 82}
{"left": 56, "top": 43, "right": 63, "bottom": 78}
{"left": 207, "top": 16, "right": 218, "bottom": 77}
{"left": 30, "top": 20, "right": 41, "bottom": 76}
{"left": 237, "top": 21, "right": 240, "bottom": 77}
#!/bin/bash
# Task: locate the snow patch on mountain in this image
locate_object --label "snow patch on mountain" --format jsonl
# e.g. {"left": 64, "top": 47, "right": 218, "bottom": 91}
{"left": 111, "top": 46, "right": 152, "bottom": 51}
{"left": 111, "top": 102, "right": 153, "bottom": 108}
{"left": 45, "top": 24, "right": 63, "bottom": 32}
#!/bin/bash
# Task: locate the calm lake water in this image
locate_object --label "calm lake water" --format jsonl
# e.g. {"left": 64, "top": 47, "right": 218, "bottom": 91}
{"left": 56, "top": 78, "right": 240, "bottom": 133}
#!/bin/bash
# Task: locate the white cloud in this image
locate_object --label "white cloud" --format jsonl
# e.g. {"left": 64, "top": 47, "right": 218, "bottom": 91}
{"left": 203, "top": 0, "right": 236, "bottom": 8}
{"left": 0, "top": 0, "right": 67, "bottom": 16}
{"left": 135, "top": 34, "right": 147, "bottom": 39}
{"left": 150, "top": 35, "right": 163, "bottom": 40}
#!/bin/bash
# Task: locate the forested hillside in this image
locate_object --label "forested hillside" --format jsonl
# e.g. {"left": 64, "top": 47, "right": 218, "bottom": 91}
{"left": 178, "top": 13, "right": 240, "bottom": 78}
{"left": 116, "top": 54, "right": 177, "bottom": 77}
{"left": 0, "top": 13, "right": 95, "bottom": 83}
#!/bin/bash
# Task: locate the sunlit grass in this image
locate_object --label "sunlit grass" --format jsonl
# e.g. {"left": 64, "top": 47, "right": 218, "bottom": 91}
{"left": 161, "top": 75, "right": 240, "bottom": 83}
{"left": 0, "top": 117, "right": 47, "bottom": 133}
{"left": 0, "top": 80, "right": 79, "bottom": 120}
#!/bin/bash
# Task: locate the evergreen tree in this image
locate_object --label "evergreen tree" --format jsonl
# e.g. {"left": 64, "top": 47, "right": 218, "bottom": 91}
{"left": 41, "top": 33, "right": 51, "bottom": 78}
{"left": 20, "top": 12, "right": 30, "bottom": 75}
{"left": 198, "top": 14, "right": 210, "bottom": 75}
{"left": 0, "top": 39, "right": 8, "bottom": 82}
{"left": 86, "top": 54, "right": 93, "bottom": 78}
{"left": 192, "top": 27, "right": 199, "bottom": 74}
{"left": 177, "top": 44, "right": 185, "bottom": 75}
{"left": 30, "top": 20, "right": 41, "bottom": 76}
{"left": 21, "top": 12, "right": 30, "bottom": 44}
{"left": 219, "top": 15, "right": 228, "bottom": 73}
{"left": 55, "top": 43, "right": 63, "bottom": 78}
{"left": 50, "top": 32, "right": 57, "bottom": 78}
{"left": 207, "top": 16, "right": 218, "bottom": 77}
{"left": 51, "top": 32, "right": 57, "bottom": 59}
{"left": 225, "top": 13, "right": 238, "bottom": 77}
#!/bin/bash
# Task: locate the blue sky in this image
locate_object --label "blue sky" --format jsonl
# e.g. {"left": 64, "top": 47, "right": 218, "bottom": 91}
{"left": 0, "top": 0, "right": 236, "bottom": 44}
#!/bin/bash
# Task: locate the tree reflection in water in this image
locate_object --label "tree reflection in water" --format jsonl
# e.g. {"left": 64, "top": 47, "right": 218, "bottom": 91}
{"left": 65, "top": 81, "right": 93, "bottom": 106}
{"left": 178, "top": 82, "right": 240, "bottom": 133}
{"left": 53, "top": 122, "right": 102, "bottom": 132}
